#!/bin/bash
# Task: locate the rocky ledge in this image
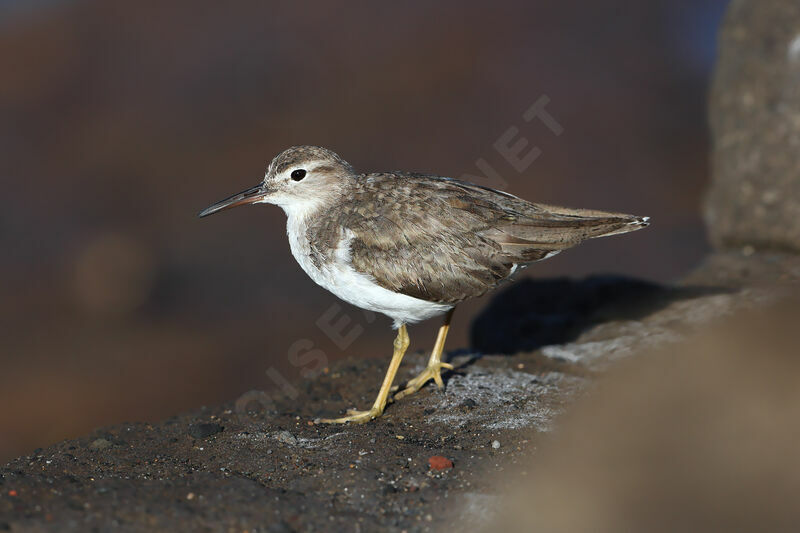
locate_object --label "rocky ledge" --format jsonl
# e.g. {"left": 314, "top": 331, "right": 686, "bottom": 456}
{"left": 1, "top": 251, "right": 793, "bottom": 532}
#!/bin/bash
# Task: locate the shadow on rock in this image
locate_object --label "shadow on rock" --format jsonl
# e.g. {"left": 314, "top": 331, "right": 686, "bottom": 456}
{"left": 470, "top": 275, "right": 727, "bottom": 355}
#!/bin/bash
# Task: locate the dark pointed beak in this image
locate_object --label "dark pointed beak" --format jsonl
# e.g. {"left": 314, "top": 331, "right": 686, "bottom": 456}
{"left": 198, "top": 184, "right": 267, "bottom": 218}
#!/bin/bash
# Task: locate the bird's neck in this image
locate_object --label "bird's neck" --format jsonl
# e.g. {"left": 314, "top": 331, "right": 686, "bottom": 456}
{"left": 280, "top": 196, "right": 329, "bottom": 222}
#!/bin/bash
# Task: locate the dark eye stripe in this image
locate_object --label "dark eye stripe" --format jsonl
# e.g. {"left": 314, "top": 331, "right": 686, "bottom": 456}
{"left": 291, "top": 169, "right": 306, "bottom": 181}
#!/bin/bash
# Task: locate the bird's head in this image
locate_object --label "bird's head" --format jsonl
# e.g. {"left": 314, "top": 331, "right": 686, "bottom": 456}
{"left": 199, "top": 145, "right": 355, "bottom": 218}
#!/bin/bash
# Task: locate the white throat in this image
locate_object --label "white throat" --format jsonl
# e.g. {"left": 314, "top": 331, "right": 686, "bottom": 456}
{"left": 265, "top": 194, "right": 328, "bottom": 221}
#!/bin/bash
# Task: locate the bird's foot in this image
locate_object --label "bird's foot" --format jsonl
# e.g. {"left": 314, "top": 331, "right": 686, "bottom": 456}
{"left": 393, "top": 361, "right": 454, "bottom": 400}
{"left": 318, "top": 407, "right": 383, "bottom": 424}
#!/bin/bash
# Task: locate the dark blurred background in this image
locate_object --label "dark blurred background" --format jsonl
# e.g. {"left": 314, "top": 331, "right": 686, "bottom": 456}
{"left": 0, "top": 0, "right": 728, "bottom": 462}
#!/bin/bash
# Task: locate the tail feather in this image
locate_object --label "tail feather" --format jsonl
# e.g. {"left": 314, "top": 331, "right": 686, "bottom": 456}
{"left": 503, "top": 210, "right": 650, "bottom": 243}
{"left": 591, "top": 215, "right": 650, "bottom": 238}
{"left": 487, "top": 207, "right": 650, "bottom": 263}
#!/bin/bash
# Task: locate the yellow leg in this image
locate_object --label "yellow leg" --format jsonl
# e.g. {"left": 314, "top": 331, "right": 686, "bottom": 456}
{"left": 319, "top": 324, "right": 410, "bottom": 424}
{"left": 394, "top": 309, "right": 455, "bottom": 400}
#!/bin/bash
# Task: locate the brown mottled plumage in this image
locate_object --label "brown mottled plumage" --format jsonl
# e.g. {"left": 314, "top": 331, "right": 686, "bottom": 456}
{"left": 200, "top": 145, "right": 649, "bottom": 423}
{"left": 309, "top": 172, "right": 647, "bottom": 304}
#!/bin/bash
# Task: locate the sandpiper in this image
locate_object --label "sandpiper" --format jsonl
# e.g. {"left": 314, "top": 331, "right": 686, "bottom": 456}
{"left": 200, "top": 146, "right": 649, "bottom": 423}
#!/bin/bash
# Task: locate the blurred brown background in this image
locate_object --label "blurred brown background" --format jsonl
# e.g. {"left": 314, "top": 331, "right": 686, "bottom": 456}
{"left": 0, "top": 0, "right": 728, "bottom": 462}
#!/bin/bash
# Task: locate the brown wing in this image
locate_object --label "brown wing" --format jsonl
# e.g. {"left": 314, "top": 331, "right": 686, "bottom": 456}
{"left": 339, "top": 173, "right": 648, "bottom": 304}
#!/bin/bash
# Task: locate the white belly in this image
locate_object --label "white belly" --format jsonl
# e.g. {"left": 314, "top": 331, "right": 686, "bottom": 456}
{"left": 286, "top": 217, "right": 452, "bottom": 328}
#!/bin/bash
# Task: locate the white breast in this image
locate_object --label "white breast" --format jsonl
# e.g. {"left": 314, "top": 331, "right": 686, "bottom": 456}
{"left": 285, "top": 214, "right": 452, "bottom": 328}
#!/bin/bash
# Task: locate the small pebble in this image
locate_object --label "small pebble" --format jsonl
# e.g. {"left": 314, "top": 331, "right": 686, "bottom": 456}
{"left": 89, "top": 438, "right": 112, "bottom": 451}
{"left": 428, "top": 456, "right": 454, "bottom": 471}
{"left": 461, "top": 398, "right": 478, "bottom": 409}
{"left": 492, "top": 440, "right": 501, "bottom": 449}
{"left": 274, "top": 430, "right": 297, "bottom": 446}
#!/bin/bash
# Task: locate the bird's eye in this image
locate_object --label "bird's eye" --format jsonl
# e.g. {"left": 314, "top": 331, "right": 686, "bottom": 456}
{"left": 291, "top": 169, "right": 306, "bottom": 181}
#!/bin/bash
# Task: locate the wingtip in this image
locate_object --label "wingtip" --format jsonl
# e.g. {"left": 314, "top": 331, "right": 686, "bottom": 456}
{"left": 615, "top": 215, "right": 649, "bottom": 235}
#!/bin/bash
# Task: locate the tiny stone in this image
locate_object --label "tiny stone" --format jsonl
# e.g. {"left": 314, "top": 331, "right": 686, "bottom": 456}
{"left": 462, "top": 398, "right": 478, "bottom": 409}
{"left": 188, "top": 423, "right": 223, "bottom": 439}
{"left": 492, "top": 440, "right": 501, "bottom": 449}
{"left": 428, "top": 456, "right": 454, "bottom": 471}
{"left": 89, "top": 439, "right": 111, "bottom": 451}
{"left": 274, "top": 431, "right": 297, "bottom": 446}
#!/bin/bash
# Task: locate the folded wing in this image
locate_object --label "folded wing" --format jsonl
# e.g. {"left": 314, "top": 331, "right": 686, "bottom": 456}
{"left": 342, "top": 174, "right": 649, "bottom": 304}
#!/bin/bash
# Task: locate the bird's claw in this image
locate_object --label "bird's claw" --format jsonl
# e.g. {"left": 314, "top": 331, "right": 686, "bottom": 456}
{"left": 318, "top": 407, "right": 383, "bottom": 424}
{"left": 394, "top": 362, "right": 454, "bottom": 400}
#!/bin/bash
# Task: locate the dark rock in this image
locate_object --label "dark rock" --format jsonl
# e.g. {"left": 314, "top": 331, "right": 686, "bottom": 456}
{"left": 706, "top": 0, "right": 800, "bottom": 251}
{"left": 0, "top": 270, "right": 786, "bottom": 531}
{"left": 188, "top": 423, "right": 223, "bottom": 439}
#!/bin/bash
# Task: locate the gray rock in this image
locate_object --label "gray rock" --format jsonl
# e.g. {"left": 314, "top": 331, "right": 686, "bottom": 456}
{"left": 706, "top": 0, "right": 800, "bottom": 252}
{"left": 272, "top": 430, "right": 298, "bottom": 446}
